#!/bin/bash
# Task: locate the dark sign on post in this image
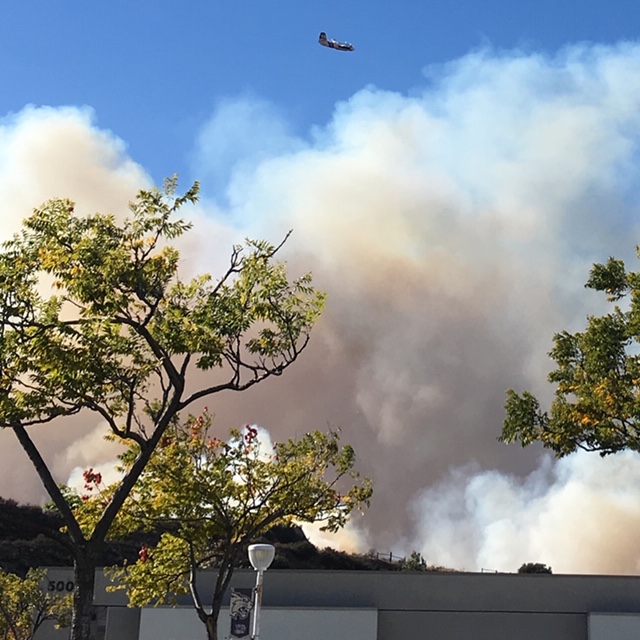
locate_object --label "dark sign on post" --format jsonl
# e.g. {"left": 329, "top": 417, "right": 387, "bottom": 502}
{"left": 230, "top": 588, "right": 253, "bottom": 639}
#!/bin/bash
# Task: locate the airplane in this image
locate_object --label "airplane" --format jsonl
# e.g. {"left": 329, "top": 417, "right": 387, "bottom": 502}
{"left": 318, "top": 31, "right": 355, "bottom": 52}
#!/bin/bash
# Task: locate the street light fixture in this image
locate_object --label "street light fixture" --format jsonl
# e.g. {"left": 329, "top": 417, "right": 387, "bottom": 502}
{"left": 248, "top": 544, "right": 275, "bottom": 640}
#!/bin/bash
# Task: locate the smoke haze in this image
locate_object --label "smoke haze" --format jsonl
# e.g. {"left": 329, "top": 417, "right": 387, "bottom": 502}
{"left": 407, "top": 451, "right": 640, "bottom": 575}
{"left": 3, "top": 43, "right": 640, "bottom": 573}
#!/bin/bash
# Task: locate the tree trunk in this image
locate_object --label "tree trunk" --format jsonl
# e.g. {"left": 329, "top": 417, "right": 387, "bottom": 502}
{"left": 191, "top": 549, "right": 228, "bottom": 640}
{"left": 10, "top": 421, "right": 98, "bottom": 640}
{"left": 70, "top": 547, "right": 97, "bottom": 640}
{"left": 205, "top": 614, "right": 218, "bottom": 640}
{"left": 200, "top": 595, "right": 223, "bottom": 640}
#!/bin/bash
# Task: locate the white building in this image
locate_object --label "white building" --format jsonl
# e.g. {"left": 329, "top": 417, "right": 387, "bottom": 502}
{"left": 38, "top": 567, "right": 640, "bottom": 640}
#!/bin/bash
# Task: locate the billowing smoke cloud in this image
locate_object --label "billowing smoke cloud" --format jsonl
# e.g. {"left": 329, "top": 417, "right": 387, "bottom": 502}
{"left": 406, "top": 450, "right": 640, "bottom": 575}
{"left": 0, "top": 105, "right": 150, "bottom": 232}
{"left": 192, "top": 42, "right": 640, "bottom": 563}
{"left": 190, "top": 95, "right": 304, "bottom": 205}
{"left": 4, "top": 42, "right": 640, "bottom": 573}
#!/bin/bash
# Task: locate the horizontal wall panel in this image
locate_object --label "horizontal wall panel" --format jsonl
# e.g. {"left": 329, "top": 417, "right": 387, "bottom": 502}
{"left": 138, "top": 606, "right": 377, "bottom": 640}
{"left": 590, "top": 613, "right": 640, "bottom": 639}
{"left": 379, "top": 611, "right": 585, "bottom": 640}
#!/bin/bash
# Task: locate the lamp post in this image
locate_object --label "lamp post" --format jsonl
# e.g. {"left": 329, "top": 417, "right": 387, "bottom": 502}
{"left": 248, "top": 543, "right": 275, "bottom": 640}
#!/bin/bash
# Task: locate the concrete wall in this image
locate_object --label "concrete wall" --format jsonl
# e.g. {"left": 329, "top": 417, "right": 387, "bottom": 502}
{"left": 379, "top": 611, "right": 586, "bottom": 640}
{"left": 137, "top": 607, "right": 377, "bottom": 640}
{"left": 105, "top": 607, "right": 140, "bottom": 640}
{"left": 157, "top": 569, "right": 640, "bottom": 616}
{"left": 589, "top": 613, "right": 640, "bottom": 640}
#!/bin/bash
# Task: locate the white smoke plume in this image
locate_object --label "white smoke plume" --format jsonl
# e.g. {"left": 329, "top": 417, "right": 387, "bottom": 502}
{"left": 406, "top": 450, "right": 640, "bottom": 575}
{"left": 3, "top": 42, "right": 640, "bottom": 573}
{"left": 0, "top": 105, "right": 150, "bottom": 233}
{"left": 192, "top": 42, "right": 640, "bottom": 562}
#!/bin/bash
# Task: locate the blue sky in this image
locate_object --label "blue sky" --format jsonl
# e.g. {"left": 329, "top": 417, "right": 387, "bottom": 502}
{"left": 5, "top": 2, "right": 640, "bottom": 573}
{"left": 3, "top": 0, "right": 640, "bottom": 183}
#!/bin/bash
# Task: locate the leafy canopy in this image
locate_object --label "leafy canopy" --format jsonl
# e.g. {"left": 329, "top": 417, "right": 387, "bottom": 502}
{"left": 0, "top": 176, "right": 325, "bottom": 640}
{"left": 74, "top": 411, "right": 372, "bottom": 609}
{"left": 502, "top": 253, "right": 640, "bottom": 456}
{"left": 517, "top": 562, "right": 552, "bottom": 574}
{"left": 0, "top": 176, "right": 325, "bottom": 437}
{"left": 0, "top": 568, "right": 71, "bottom": 640}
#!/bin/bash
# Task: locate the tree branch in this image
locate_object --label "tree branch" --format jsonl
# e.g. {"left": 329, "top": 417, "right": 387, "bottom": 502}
{"left": 10, "top": 423, "right": 85, "bottom": 546}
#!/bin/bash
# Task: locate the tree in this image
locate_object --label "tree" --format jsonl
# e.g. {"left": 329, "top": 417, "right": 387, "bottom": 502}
{"left": 72, "top": 412, "right": 372, "bottom": 640}
{"left": 517, "top": 562, "right": 552, "bottom": 574}
{"left": 401, "top": 551, "right": 427, "bottom": 571}
{"left": 0, "top": 177, "right": 325, "bottom": 640}
{"left": 501, "top": 253, "right": 640, "bottom": 457}
{"left": 0, "top": 568, "right": 72, "bottom": 640}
